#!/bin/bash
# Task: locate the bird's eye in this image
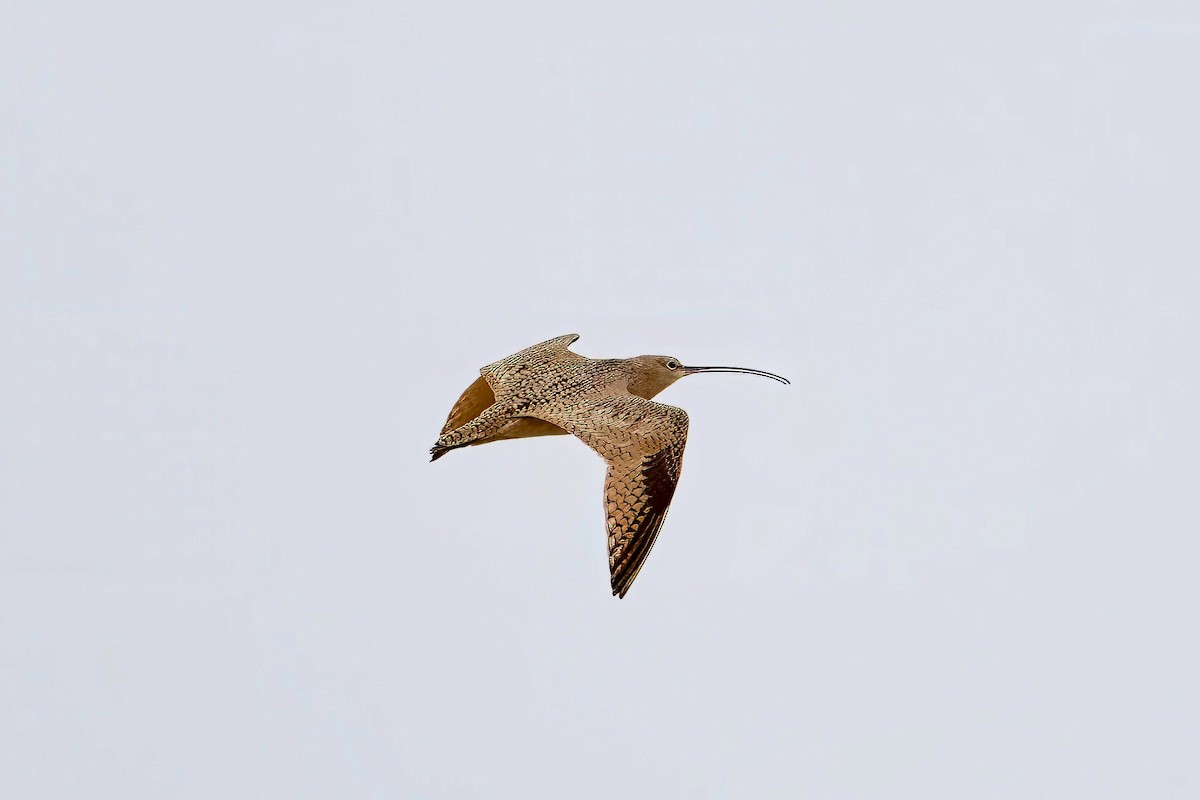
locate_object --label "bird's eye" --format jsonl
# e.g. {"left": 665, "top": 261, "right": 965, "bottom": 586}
{"left": 666, "top": 360, "right": 679, "bottom": 370}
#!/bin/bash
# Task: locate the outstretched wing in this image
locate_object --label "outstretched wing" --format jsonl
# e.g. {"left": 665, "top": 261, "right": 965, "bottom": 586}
{"left": 603, "top": 434, "right": 687, "bottom": 597}
{"left": 439, "top": 334, "right": 581, "bottom": 439}
{"left": 533, "top": 395, "right": 688, "bottom": 598}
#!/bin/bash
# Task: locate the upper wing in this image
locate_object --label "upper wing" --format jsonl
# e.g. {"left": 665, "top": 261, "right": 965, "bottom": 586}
{"left": 534, "top": 395, "right": 689, "bottom": 598}
{"left": 481, "top": 333, "right": 581, "bottom": 387}
{"left": 441, "top": 334, "right": 581, "bottom": 436}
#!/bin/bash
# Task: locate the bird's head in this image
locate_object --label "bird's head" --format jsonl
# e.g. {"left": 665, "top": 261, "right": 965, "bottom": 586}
{"left": 626, "top": 355, "right": 790, "bottom": 400}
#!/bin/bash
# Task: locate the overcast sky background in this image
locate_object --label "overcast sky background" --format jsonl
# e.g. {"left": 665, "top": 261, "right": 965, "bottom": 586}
{"left": 3, "top": 1, "right": 1199, "bottom": 797}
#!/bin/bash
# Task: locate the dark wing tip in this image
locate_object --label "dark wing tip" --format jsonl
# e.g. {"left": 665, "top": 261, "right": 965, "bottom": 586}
{"left": 609, "top": 507, "right": 670, "bottom": 599}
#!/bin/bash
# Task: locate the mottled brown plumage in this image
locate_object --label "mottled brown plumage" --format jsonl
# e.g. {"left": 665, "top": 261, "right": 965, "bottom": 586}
{"left": 431, "top": 334, "right": 788, "bottom": 598}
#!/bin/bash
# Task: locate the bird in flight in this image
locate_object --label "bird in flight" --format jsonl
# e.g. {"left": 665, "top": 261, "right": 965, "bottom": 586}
{"left": 430, "top": 334, "right": 789, "bottom": 598}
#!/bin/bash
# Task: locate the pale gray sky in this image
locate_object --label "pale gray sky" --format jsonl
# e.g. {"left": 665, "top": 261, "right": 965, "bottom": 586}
{"left": 3, "top": 1, "right": 1198, "bottom": 797}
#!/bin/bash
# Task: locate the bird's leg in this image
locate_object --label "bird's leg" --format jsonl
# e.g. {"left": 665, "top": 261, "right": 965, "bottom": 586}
{"left": 430, "top": 404, "right": 515, "bottom": 461}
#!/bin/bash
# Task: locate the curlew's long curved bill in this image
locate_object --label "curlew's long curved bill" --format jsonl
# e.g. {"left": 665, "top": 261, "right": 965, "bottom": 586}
{"left": 682, "top": 365, "right": 790, "bottom": 385}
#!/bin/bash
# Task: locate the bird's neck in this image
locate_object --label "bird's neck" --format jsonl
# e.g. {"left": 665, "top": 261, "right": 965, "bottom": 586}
{"left": 622, "top": 359, "right": 672, "bottom": 400}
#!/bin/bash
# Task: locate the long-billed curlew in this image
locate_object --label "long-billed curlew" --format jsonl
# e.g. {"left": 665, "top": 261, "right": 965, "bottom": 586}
{"left": 430, "top": 334, "right": 789, "bottom": 598}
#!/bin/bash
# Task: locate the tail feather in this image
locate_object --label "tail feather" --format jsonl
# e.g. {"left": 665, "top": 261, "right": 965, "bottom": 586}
{"left": 429, "top": 443, "right": 462, "bottom": 462}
